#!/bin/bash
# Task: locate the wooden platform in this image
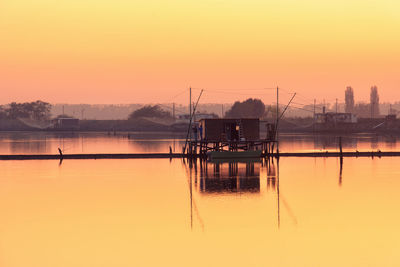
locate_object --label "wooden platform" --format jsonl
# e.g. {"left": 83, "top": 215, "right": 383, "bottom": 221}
{"left": 207, "top": 150, "right": 262, "bottom": 160}
{"left": 187, "top": 139, "right": 276, "bottom": 157}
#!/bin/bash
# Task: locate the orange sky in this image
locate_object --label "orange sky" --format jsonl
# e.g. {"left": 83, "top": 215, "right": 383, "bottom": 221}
{"left": 0, "top": 0, "right": 399, "bottom": 104}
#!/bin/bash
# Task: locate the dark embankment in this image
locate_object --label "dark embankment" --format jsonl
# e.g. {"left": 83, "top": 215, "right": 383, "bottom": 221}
{"left": 2, "top": 117, "right": 400, "bottom": 134}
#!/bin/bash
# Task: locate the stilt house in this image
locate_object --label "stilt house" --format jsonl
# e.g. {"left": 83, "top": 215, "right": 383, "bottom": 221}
{"left": 198, "top": 118, "right": 259, "bottom": 141}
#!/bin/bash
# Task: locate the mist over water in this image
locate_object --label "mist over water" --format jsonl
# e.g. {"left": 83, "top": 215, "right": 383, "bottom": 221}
{"left": 0, "top": 132, "right": 399, "bottom": 266}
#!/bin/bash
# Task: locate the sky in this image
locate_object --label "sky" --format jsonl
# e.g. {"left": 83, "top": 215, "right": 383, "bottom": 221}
{"left": 0, "top": 0, "right": 399, "bottom": 105}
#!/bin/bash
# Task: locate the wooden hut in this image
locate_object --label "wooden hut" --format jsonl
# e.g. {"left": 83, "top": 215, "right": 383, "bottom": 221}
{"left": 198, "top": 118, "right": 259, "bottom": 141}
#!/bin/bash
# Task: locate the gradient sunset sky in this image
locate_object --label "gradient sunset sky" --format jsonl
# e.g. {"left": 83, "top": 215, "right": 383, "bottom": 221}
{"left": 0, "top": 0, "right": 399, "bottom": 104}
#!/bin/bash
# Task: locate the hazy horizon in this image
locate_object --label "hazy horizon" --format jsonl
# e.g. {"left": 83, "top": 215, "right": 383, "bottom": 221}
{"left": 1, "top": 0, "right": 399, "bottom": 104}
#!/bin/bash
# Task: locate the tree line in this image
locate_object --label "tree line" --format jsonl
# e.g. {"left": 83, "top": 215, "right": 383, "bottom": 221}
{"left": 0, "top": 99, "right": 272, "bottom": 122}
{"left": 0, "top": 101, "right": 52, "bottom": 121}
{"left": 129, "top": 98, "right": 269, "bottom": 120}
{"left": 345, "top": 86, "right": 381, "bottom": 118}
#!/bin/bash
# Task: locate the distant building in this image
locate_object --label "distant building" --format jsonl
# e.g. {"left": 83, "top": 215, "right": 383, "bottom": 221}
{"left": 177, "top": 114, "right": 191, "bottom": 121}
{"left": 198, "top": 118, "right": 259, "bottom": 141}
{"left": 385, "top": 114, "right": 397, "bottom": 128}
{"left": 259, "top": 121, "right": 276, "bottom": 140}
{"left": 51, "top": 118, "right": 80, "bottom": 130}
{"left": 194, "top": 113, "right": 218, "bottom": 121}
{"left": 315, "top": 112, "right": 357, "bottom": 124}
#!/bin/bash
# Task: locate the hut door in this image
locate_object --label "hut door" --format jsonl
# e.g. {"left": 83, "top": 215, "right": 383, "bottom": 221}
{"left": 224, "top": 123, "right": 239, "bottom": 141}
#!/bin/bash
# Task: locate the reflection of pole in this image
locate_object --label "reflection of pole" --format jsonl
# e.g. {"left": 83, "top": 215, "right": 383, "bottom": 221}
{"left": 339, "top": 137, "right": 343, "bottom": 186}
{"left": 190, "top": 161, "right": 193, "bottom": 229}
{"left": 277, "top": 157, "right": 280, "bottom": 229}
{"left": 339, "top": 156, "right": 343, "bottom": 186}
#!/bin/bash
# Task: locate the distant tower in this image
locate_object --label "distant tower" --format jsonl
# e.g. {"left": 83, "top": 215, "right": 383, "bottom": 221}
{"left": 370, "top": 86, "right": 380, "bottom": 118}
{"left": 345, "top": 86, "right": 355, "bottom": 113}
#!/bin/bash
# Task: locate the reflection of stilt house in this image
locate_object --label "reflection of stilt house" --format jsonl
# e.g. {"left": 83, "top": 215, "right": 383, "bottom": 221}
{"left": 198, "top": 161, "right": 260, "bottom": 193}
{"left": 266, "top": 160, "right": 277, "bottom": 191}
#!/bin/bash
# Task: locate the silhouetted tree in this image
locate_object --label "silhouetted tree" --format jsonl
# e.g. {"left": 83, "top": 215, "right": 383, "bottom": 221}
{"left": 0, "top": 106, "right": 7, "bottom": 119}
{"left": 224, "top": 98, "right": 265, "bottom": 118}
{"left": 370, "top": 86, "right": 380, "bottom": 118}
{"left": 128, "top": 105, "right": 172, "bottom": 120}
{"left": 345, "top": 86, "right": 355, "bottom": 113}
{"left": 6, "top": 100, "right": 51, "bottom": 121}
{"left": 263, "top": 104, "right": 282, "bottom": 119}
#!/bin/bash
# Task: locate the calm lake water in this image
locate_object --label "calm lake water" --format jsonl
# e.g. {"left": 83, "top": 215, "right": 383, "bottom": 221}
{"left": 0, "top": 132, "right": 399, "bottom": 266}
{"left": 0, "top": 131, "right": 400, "bottom": 154}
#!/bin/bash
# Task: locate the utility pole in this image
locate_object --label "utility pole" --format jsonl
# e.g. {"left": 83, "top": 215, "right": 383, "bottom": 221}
{"left": 313, "top": 99, "right": 316, "bottom": 118}
{"left": 276, "top": 86, "right": 279, "bottom": 155}
{"left": 336, "top": 98, "right": 338, "bottom": 114}
{"left": 189, "top": 87, "right": 192, "bottom": 117}
{"left": 172, "top": 103, "right": 175, "bottom": 120}
{"left": 192, "top": 102, "right": 195, "bottom": 122}
{"left": 313, "top": 99, "right": 316, "bottom": 133}
{"left": 370, "top": 92, "right": 374, "bottom": 119}
{"left": 189, "top": 87, "right": 192, "bottom": 141}
{"left": 221, "top": 104, "right": 224, "bottom": 118}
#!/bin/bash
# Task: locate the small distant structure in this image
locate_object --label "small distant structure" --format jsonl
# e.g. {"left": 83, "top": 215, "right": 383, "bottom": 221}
{"left": 259, "top": 121, "right": 276, "bottom": 141}
{"left": 315, "top": 112, "right": 357, "bottom": 124}
{"left": 195, "top": 113, "right": 218, "bottom": 120}
{"left": 51, "top": 117, "right": 80, "bottom": 130}
{"left": 198, "top": 118, "right": 259, "bottom": 141}
{"left": 177, "top": 114, "right": 191, "bottom": 121}
{"left": 385, "top": 114, "right": 397, "bottom": 121}
{"left": 177, "top": 113, "right": 218, "bottom": 123}
{"left": 384, "top": 114, "right": 397, "bottom": 128}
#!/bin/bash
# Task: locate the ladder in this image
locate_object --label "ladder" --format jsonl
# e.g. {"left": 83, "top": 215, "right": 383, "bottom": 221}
{"left": 236, "top": 119, "right": 244, "bottom": 140}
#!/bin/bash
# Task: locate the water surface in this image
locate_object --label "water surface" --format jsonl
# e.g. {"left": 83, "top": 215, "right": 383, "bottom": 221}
{"left": 0, "top": 133, "right": 399, "bottom": 266}
{"left": 0, "top": 131, "right": 399, "bottom": 154}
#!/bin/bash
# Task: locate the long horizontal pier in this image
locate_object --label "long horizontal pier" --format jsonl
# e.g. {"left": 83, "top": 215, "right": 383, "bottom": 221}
{"left": 274, "top": 151, "right": 400, "bottom": 157}
{"left": 0, "top": 153, "right": 184, "bottom": 160}
{"left": 0, "top": 151, "right": 400, "bottom": 160}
